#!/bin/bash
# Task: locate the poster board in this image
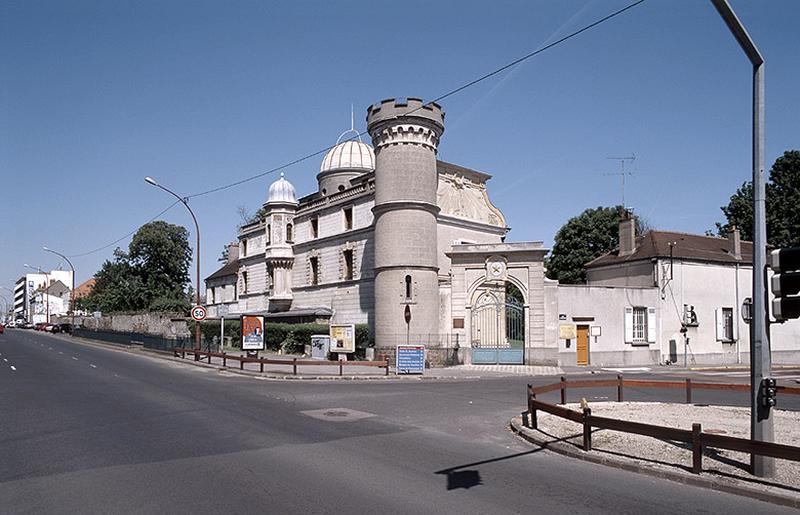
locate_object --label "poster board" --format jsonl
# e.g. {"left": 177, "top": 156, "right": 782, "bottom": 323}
{"left": 329, "top": 324, "right": 356, "bottom": 353}
{"left": 241, "top": 315, "right": 265, "bottom": 350}
{"left": 559, "top": 324, "right": 577, "bottom": 340}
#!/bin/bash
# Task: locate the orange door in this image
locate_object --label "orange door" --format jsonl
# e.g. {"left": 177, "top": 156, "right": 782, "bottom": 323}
{"left": 576, "top": 325, "right": 589, "bottom": 365}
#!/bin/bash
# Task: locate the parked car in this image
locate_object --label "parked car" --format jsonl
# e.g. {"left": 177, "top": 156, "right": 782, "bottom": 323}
{"left": 45, "top": 324, "right": 59, "bottom": 333}
{"left": 34, "top": 323, "right": 47, "bottom": 331}
{"left": 0, "top": 323, "right": 4, "bottom": 334}
{"left": 58, "top": 323, "right": 73, "bottom": 334}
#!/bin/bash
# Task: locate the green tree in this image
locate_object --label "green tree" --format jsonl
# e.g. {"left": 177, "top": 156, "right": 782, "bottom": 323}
{"left": 716, "top": 150, "right": 800, "bottom": 248}
{"left": 545, "top": 205, "right": 646, "bottom": 284}
{"left": 83, "top": 221, "right": 192, "bottom": 313}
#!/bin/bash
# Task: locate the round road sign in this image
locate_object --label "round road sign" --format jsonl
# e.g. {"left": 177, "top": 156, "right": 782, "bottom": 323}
{"left": 191, "top": 305, "right": 207, "bottom": 321}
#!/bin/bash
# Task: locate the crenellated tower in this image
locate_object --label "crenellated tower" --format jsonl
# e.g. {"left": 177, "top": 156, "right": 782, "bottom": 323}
{"left": 366, "top": 98, "right": 445, "bottom": 348}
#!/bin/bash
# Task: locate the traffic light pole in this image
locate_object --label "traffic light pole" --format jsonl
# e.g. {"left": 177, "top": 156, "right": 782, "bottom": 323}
{"left": 710, "top": 0, "right": 773, "bottom": 477}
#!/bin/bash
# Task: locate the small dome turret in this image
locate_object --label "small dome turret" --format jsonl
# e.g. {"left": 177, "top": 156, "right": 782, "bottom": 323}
{"left": 267, "top": 173, "right": 297, "bottom": 204}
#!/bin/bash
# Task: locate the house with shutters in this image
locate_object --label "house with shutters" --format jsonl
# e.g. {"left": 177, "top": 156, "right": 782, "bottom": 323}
{"left": 554, "top": 212, "right": 800, "bottom": 367}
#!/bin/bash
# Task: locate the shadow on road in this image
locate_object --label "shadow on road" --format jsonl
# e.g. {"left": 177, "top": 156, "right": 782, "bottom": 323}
{"left": 435, "top": 448, "right": 542, "bottom": 490}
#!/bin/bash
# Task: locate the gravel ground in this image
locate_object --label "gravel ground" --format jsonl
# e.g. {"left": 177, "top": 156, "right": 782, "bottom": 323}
{"left": 533, "top": 402, "right": 800, "bottom": 497}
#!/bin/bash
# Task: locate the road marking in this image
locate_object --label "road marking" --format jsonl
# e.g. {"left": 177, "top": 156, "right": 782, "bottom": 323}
{"left": 59, "top": 351, "right": 63, "bottom": 354}
{"left": 71, "top": 356, "right": 78, "bottom": 361}
{"left": 48, "top": 347, "right": 53, "bottom": 350}
{"left": 90, "top": 364, "right": 97, "bottom": 368}
{"left": 10, "top": 366, "right": 16, "bottom": 371}
{"left": 2, "top": 358, "right": 6, "bottom": 362}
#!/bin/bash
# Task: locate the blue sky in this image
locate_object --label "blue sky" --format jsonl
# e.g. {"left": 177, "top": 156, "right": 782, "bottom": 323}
{"left": 1, "top": 0, "right": 798, "bottom": 291}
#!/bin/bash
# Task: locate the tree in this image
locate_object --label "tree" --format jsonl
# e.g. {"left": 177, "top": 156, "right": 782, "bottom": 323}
{"left": 716, "top": 150, "right": 800, "bottom": 248}
{"left": 546, "top": 205, "right": 646, "bottom": 284}
{"left": 83, "top": 221, "right": 192, "bottom": 313}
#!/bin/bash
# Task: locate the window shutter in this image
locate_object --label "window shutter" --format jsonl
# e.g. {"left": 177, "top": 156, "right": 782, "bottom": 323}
{"left": 624, "top": 307, "right": 633, "bottom": 343}
{"left": 715, "top": 308, "right": 723, "bottom": 341}
{"left": 647, "top": 307, "right": 656, "bottom": 343}
{"left": 731, "top": 311, "right": 738, "bottom": 341}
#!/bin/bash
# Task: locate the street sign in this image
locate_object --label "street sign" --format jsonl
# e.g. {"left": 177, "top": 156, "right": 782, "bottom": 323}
{"left": 396, "top": 345, "right": 425, "bottom": 374}
{"left": 191, "top": 305, "right": 207, "bottom": 321}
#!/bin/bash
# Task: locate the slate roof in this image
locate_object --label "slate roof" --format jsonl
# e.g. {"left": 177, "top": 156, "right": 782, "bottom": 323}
{"left": 585, "top": 230, "right": 753, "bottom": 269}
{"left": 205, "top": 260, "right": 239, "bottom": 281}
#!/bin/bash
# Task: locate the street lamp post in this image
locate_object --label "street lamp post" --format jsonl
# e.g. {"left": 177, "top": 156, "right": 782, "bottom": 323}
{"left": 43, "top": 247, "right": 76, "bottom": 329}
{"left": 24, "top": 264, "right": 49, "bottom": 325}
{"left": 144, "top": 176, "right": 202, "bottom": 351}
{"left": 710, "top": 0, "right": 772, "bottom": 477}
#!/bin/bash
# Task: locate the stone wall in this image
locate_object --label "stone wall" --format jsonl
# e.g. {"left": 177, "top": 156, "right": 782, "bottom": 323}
{"left": 54, "top": 312, "right": 190, "bottom": 337}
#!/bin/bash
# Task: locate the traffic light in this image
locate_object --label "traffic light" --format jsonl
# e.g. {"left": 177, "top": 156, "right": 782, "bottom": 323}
{"left": 769, "top": 247, "right": 800, "bottom": 321}
{"left": 761, "top": 378, "right": 777, "bottom": 408}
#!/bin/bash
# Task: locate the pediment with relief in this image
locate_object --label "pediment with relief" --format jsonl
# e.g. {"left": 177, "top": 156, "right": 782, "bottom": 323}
{"left": 437, "top": 172, "right": 506, "bottom": 227}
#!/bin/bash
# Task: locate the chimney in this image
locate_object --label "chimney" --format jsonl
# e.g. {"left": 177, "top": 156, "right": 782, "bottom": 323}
{"left": 227, "top": 242, "right": 240, "bottom": 264}
{"left": 618, "top": 210, "right": 636, "bottom": 257}
{"left": 727, "top": 226, "right": 741, "bottom": 261}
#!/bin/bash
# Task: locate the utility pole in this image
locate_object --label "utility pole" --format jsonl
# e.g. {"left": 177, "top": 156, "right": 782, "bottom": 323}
{"left": 710, "top": 0, "right": 772, "bottom": 477}
{"left": 605, "top": 155, "right": 636, "bottom": 208}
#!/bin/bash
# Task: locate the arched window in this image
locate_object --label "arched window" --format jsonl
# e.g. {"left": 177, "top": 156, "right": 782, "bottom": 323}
{"left": 405, "top": 275, "right": 412, "bottom": 300}
{"left": 286, "top": 223, "right": 293, "bottom": 243}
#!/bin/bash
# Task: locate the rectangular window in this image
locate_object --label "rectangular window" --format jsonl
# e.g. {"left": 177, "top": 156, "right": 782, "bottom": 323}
{"left": 242, "top": 271, "right": 248, "bottom": 294}
{"left": 722, "top": 308, "right": 734, "bottom": 341}
{"left": 268, "top": 267, "right": 275, "bottom": 293}
{"left": 311, "top": 217, "right": 319, "bottom": 239}
{"left": 343, "top": 249, "right": 354, "bottom": 281}
{"left": 343, "top": 206, "right": 353, "bottom": 231}
{"left": 242, "top": 239, "right": 248, "bottom": 257}
{"left": 632, "top": 306, "right": 647, "bottom": 342}
{"left": 209, "top": 288, "right": 215, "bottom": 304}
{"left": 310, "top": 257, "right": 319, "bottom": 285}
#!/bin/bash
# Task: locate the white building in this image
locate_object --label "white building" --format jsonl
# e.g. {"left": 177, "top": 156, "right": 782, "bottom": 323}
{"left": 14, "top": 270, "right": 73, "bottom": 323}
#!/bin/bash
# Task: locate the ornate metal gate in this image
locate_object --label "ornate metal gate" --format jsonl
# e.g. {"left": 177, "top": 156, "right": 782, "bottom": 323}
{"left": 471, "top": 291, "right": 524, "bottom": 364}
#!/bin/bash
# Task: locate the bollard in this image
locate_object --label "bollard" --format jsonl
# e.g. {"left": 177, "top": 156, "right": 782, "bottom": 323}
{"left": 686, "top": 378, "right": 693, "bottom": 404}
{"left": 260, "top": 359, "right": 264, "bottom": 373}
{"left": 240, "top": 358, "right": 244, "bottom": 371}
{"left": 617, "top": 374, "right": 624, "bottom": 402}
{"left": 339, "top": 360, "right": 343, "bottom": 376}
{"left": 207, "top": 353, "right": 211, "bottom": 364}
{"left": 522, "top": 411, "right": 530, "bottom": 428}
{"left": 582, "top": 407, "right": 592, "bottom": 451}
{"left": 222, "top": 353, "right": 227, "bottom": 367}
{"left": 692, "top": 423, "right": 702, "bottom": 473}
{"left": 560, "top": 376, "right": 567, "bottom": 405}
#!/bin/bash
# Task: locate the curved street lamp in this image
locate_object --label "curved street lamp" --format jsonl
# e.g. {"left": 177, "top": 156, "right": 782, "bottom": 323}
{"left": 144, "top": 176, "right": 202, "bottom": 351}
{"left": 43, "top": 247, "right": 76, "bottom": 328}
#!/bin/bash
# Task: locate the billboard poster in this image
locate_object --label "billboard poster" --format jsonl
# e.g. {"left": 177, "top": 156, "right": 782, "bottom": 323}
{"left": 241, "top": 315, "right": 265, "bottom": 350}
{"left": 329, "top": 324, "right": 355, "bottom": 353}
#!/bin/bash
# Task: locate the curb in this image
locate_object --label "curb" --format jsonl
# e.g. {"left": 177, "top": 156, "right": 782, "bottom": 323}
{"left": 46, "top": 333, "right": 490, "bottom": 381}
{"left": 509, "top": 417, "right": 800, "bottom": 509}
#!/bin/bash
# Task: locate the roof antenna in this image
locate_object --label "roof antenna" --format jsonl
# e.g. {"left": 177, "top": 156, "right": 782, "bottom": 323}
{"left": 604, "top": 155, "right": 636, "bottom": 209}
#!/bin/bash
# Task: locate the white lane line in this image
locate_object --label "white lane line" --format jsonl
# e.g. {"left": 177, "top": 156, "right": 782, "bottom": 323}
{"left": 10, "top": 366, "right": 16, "bottom": 371}
{"left": 90, "top": 364, "right": 97, "bottom": 368}
{"left": 71, "top": 356, "right": 79, "bottom": 361}
{"left": 48, "top": 347, "right": 53, "bottom": 350}
{"left": 59, "top": 351, "right": 63, "bottom": 354}
{"left": 2, "top": 358, "right": 7, "bottom": 362}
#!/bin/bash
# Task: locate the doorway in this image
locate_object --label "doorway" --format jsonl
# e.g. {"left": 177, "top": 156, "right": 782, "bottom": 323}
{"left": 576, "top": 325, "right": 590, "bottom": 366}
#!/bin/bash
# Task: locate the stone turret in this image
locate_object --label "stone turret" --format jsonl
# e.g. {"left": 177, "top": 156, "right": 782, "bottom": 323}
{"left": 264, "top": 173, "right": 298, "bottom": 311}
{"left": 367, "top": 98, "right": 445, "bottom": 349}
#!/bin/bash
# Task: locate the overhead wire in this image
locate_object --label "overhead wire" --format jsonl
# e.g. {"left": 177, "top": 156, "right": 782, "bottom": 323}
{"left": 65, "top": 0, "right": 648, "bottom": 255}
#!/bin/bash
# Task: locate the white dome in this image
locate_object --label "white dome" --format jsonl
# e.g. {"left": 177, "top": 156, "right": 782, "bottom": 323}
{"left": 267, "top": 173, "right": 297, "bottom": 204}
{"left": 319, "top": 139, "right": 375, "bottom": 174}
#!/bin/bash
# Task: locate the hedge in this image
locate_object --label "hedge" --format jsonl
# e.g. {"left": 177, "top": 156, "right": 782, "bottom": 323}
{"left": 189, "top": 321, "right": 374, "bottom": 357}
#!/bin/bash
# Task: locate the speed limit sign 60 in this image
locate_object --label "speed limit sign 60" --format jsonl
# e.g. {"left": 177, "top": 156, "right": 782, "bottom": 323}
{"left": 191, "top": 305, "right": 207, "bottom": 321}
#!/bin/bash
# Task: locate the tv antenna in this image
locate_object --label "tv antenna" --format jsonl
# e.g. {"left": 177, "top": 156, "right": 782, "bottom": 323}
{"left": 604, "top": 155, "right": 636, "bottom": 208}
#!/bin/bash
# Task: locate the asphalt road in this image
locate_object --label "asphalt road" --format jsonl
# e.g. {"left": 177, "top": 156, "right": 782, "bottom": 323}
{"left": 1, "top": 329, "right": 796, "bottom": 514}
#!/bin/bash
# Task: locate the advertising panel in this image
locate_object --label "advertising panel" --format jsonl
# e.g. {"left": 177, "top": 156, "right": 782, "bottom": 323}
{"left": 241, "top": 315, "right": 266, "bottom": 350}
{"left": 329, "top": 324, "right": 355, "bottom": 353}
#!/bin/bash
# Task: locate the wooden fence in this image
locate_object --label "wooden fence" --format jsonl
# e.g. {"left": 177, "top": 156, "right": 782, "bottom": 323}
{"left": 173, "top": 347, "right": 389, "bottom": 376}
{"left": 524, "top": 376, "right": 800, "bottom": 475}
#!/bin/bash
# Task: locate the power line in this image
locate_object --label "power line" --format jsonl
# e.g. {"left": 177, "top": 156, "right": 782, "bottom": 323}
{"left": 186, "top": 0, "right": 647, "bottom": 199}
{"left": 67, "top": 200, "right": 181, "bottom": 258}
{"left": 65, "top": 0, "right": 648, "bottom": 255}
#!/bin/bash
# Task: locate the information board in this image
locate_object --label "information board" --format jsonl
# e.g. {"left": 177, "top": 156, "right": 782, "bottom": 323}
{"left": 396, "top": 345, "right": 425, "bottom": 375}
{"left": 329, "top": 324, "right": 355, "bottom": 353}
{"left": 241, "top": 315, "right": 265, "bottom": 350}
